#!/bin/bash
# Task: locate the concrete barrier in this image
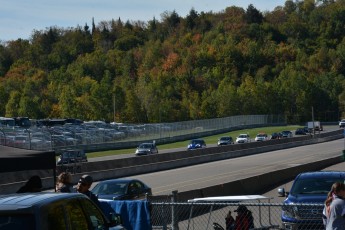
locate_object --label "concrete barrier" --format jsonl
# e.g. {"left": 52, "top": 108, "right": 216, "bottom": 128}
{"left": 173, "top": 155, "right": 343, "bottom": 202}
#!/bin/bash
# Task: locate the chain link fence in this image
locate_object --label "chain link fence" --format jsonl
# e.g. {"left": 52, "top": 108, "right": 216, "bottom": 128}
{"left": 149, "top": 201, "right": 325, "bottom": 230}
{"left": 0, "top": 114, "right": 285, "bottom": 152}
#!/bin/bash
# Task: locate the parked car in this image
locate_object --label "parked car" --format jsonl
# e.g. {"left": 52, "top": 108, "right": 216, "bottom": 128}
{"left": 92, "top": 178, "right": 152, "bottom": 200}
{"left": 217, "top": 136, "right": 234, "bottom": 146}
{"left": 270, "top": 132, "right": 283, "bottom": 140}
{"left": 0, "top": 193, "right": 124, "bottom": 230}
{"left": 187, "top": 139, "right": 206, "bottom": 150}
{"left": 294, "top": 128, "right": 307, "bottom": 135}
{"left": 135, "top": 142, "right": 158, "bottom": 156}
{"left": 254, "top": 133, "right": 268, "bottom": 141}
{"left": 281, "top": 130, "right": 293, "bottom": 138}
{"left": 56, "top": 149, "right": 87, "bottom": 165}
{"left": 339, "top": 119, "right": 345, "bottom": 128}
{"left": 303, "top": 126, "right": 311, "bottom": 133}
{"left": 235, "top": 134, "right": 250, "bottom": 143}
{"left": 278, "top": 171, "right": 345, "bottom": 230}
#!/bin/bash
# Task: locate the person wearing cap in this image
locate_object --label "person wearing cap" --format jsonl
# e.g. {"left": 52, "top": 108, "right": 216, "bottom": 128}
{"left": 234, "top": 205, "right": 254, "bottom": 230}
{"left": 76, "top": 174, "right": 101, "bottom": 208}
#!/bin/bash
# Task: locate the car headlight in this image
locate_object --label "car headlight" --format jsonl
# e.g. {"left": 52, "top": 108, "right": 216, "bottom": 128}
{"left": 282, "top": 205, "right": 299, "bottom": 219}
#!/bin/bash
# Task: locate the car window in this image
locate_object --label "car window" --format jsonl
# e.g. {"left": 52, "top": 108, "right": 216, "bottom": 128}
{"left": 45, "top": 200, "right": 68, "bottom": 230}
{"left": 290, "top": 178, "right": 337, "bottom": 195}
{"left": 0, "top": 214, "right": 35, "bottom": 230}
{"left": 134, "top": 181, "right": 143, "bottom": 192}
{"left": 93, "top": 182, "right": 125, "bottom": 195}
{"left": 80, "top": 199, "right": 107, "bottom": 230}
{"left": 65, "top": 199, "right": 89, "bottom": 230}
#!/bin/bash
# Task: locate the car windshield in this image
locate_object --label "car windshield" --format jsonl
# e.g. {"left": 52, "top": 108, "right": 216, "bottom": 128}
{"left": 257, "top": 134, "right": 266, "bottom": 137}
{"left": 220, "top": 137, "right": 229, "bottom": 141}
{"left": 139, "top": 144, "right": 152, "bottom": 148}
{"left": 290, "top": 178, "right": 339, "bottom": 195}
{"left": 92, "top": 182, "right": 127, "bottom": 195}
{"left": 191, "top": 140, "right": 203, "bottom": 144}
{"left": 238, "top": 135, "right": 247, "bottom": 138}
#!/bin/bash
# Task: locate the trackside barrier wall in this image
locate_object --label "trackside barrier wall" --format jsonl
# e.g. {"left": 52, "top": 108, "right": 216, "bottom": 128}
{"left": 0, "top": 129, "right": 343, "bottom": 193}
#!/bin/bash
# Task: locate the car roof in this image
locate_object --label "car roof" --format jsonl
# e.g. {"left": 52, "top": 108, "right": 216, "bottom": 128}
{"left": 0, "top": 193, "right": 85, "bottom": 210}
{"left": 297, "top": 171, "right": 345, "bottom": 179}
{"left": 98, "top": 178, "right": 138, "bottom": 184}
{"left": 191, "top": 139, "right": 205, "bottom": 142}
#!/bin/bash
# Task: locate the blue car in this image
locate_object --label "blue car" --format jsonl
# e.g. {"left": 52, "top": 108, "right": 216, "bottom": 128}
{"left": 91, "top": 178, "right": 152, "bottom": 200}
{"left": 187, "top": 139, "right": 206, "bottom": 150}
{"left": 279, "top": 171, "right": 345, "bottom": 230}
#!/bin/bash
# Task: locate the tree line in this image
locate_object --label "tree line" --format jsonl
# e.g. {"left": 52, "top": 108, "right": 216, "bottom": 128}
{"left": 0, "top": 0, "right": 345, "bottom": 124}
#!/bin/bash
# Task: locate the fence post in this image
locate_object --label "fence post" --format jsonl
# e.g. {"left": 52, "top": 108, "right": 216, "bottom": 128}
{"left": 171, "top": 190, "right": 179, "bottom": 230}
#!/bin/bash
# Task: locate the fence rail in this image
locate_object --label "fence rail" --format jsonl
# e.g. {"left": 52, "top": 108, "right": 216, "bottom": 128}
{"left": 149, "top": 201, "right": 325, "bottom": 230}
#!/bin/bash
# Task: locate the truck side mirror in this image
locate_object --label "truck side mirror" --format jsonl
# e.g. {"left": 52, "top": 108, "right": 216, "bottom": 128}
{"left": 278, "top": 188, "right": 285, "bottom": 197}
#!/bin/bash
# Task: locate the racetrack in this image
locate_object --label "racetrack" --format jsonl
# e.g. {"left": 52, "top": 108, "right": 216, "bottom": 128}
{"left": 91, "top": 137, "right": 345, "bottom": 196}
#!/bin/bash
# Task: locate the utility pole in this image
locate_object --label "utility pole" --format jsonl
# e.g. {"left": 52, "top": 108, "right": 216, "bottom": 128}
{"left": 113, "top": 94, "right": 115, "bottom": 123}
{"left": 311, "top": 106, "right": 315, "bottom": 136}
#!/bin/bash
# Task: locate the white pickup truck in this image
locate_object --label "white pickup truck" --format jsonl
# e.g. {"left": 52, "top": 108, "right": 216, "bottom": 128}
{"left": 307, "top": 121, "right": 323, "bottom": 131}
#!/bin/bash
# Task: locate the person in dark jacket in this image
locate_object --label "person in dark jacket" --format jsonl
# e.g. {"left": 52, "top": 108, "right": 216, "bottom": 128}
{"left": 234, "top": 205, "right": 254, "bottom": 230}
{"left": 17, "top": 175, "right": 42, "bottom": 193}
{"left": 225, "top": 210, "right": 235, "bottom": 230}
{"left": 76, "top": 174, "right": 101, "bottom": 208}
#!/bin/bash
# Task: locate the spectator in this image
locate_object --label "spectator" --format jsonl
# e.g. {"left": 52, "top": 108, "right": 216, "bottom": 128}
{"left": 17, "top": 175, "right": 42, "bottom": 193}
{"left": 323, "top": 182, "right": 339, "bottom": 225}
{"left": 234, "top": 205, "right": 254, "bottom": 230}
{"left": 56, "top": 172, "right": 74, "bottom": 193}
{"left": 325, "top": 182, "right": 345, "bottom": 230}
{"left": 76, "top": 174, "right": 101, "bottom": 208}
{"left": 225, "top": 210, "right": 235, "bottom": 230}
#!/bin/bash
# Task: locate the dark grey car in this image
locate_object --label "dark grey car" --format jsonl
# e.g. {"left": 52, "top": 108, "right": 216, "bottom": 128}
{"left": 56, "top": 149, "right": 88, "bottom": 165}
{"left": 217, "top": 136, "right": 234, "bottom": 146}
{"left": 135, "top": 143, "right": 158, "bottom": 156}
{"left": 0, "top": 193, "right": 124, "bottom": 230}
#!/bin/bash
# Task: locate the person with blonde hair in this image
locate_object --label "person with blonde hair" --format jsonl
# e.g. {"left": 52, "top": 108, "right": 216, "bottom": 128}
{"left": 56, "top": 172, "right": 73, "bottom": 193}
{"left": 324, "top": 182, "right": 345, "bottom": 230}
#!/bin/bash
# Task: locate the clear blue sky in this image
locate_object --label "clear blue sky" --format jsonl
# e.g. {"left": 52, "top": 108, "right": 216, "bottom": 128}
{"left": 1, "top": 0, "right": 286, "bottom": 42}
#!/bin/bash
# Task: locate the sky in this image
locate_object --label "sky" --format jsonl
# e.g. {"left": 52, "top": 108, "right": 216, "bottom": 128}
{"left": 1, "top": 0, "right": 286, "bottom": 42}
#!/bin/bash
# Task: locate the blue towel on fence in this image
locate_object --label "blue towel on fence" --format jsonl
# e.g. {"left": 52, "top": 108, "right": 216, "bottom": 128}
{"left": 100, "top": 200, "right": 152, "bottom": 230}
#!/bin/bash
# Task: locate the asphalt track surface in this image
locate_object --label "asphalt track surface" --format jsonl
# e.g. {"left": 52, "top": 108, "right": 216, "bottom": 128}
{"left": 89, "top": 134, "right": 345, "bottom": 197}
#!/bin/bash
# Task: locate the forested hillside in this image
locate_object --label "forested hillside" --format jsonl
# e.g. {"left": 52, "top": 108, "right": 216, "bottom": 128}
{"left": 1, "top": 0, "right": 345, "bottom": 123}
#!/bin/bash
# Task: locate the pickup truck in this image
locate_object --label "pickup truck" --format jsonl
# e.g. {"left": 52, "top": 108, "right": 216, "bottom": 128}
{"left": 278, "top": 171, "right": 345, "bottom": 230}
{"left": 307, "top": 121, "right": 323, "bottom": 131}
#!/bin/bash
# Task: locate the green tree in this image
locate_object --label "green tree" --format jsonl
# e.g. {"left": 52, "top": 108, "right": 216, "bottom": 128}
{"left": 5, "top": 91, "right": 21, "bottom": 117}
